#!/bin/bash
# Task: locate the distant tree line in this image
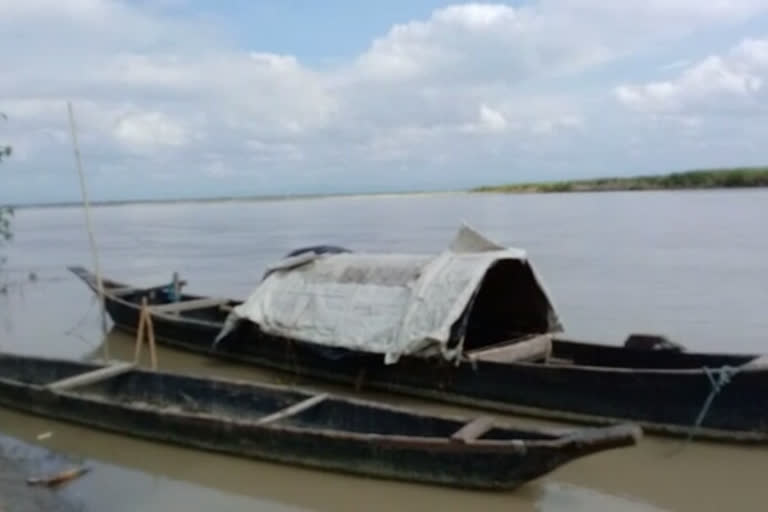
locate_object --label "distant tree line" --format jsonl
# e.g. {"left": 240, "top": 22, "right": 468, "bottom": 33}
{"left": 472, "top": 167, "right": 768, "bottom": 193}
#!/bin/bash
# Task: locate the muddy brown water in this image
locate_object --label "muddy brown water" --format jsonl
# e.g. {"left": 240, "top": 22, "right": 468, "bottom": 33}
{"left": 1, "top": 191, "right": 768, "bottom": 511}
{"left": 0, "top": 430, "right": 306, "bottom": 512}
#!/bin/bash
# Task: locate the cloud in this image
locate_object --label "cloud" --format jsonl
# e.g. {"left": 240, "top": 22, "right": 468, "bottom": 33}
{"left": 114, "top": 112, "right": 188, "bottom": 149}
{"left": 1, "top": 1, "right": 768, "bottom": 202}
{"left": 352, "top": 1, "right": 767, "bottom": 86}
{"left": 531, "top": 115, "right": 584, "bottom": 135}
{"left": 353, "top": 3, "right": 609, "bottom": 83}
{"left": 616, "top": 37, "right": 768, "bottom": 115}
{"left": 476, "top": 104, "right": 508, "bottom": 132}
{"left": 659, "top": 59, "right": 692, "bottom": 71}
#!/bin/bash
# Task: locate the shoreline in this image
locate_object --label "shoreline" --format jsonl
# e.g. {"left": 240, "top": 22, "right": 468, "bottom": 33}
{"left": 6, "top": 167, "right": 768, "bottom": 208}
{"left": 472, "top": 167, "right": 768, "bottom": 194}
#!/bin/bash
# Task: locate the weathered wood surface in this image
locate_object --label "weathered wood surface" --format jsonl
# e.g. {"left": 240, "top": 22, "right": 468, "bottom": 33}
{"left": 46, "top": 362, "right": 135, "bottom": 391}
{"left": 450, "top": 416, "right": 495, "bottom": 443}
{"left": 27, "top": 466, "right": 90, "bottom": 487}
{"left": 108, "top": 286, "right": 141, "bottom": 296}
{"left": 467, "top": 335, "right": 552, "bottom": 363}
{"left": 254, "top": 394, "right": 329, "bottom": 426}
{"left": 150, "top": 297, "right": 229, "bottom": 313}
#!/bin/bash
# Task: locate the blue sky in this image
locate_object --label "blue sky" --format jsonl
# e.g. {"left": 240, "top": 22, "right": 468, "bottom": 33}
{"left": 183, "top": 0, "right": 466, "bottom": 60}
{"left": 1, "top": 1, "right": 768, "bottom": 203}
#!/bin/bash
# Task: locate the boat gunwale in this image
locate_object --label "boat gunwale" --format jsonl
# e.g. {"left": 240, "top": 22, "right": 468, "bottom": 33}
{"left": 104, "top": 324, "right": 768, "bottom": 443}
{"left": 90, "top": 305, "right": 768, "bottom": 442}
{"left": 0, "top": 356, "right": 640, "bottom": 453}
{"left": 68, "top": 267, "right": 768, "bottom": 443}
{"left": 100, "top": 285, "right": 761, "bottom": 377}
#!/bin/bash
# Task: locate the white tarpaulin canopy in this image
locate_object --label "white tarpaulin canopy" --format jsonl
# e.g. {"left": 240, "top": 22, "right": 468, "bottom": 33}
{"left": 218, "top": 225, "right": 562, "bottom": 364}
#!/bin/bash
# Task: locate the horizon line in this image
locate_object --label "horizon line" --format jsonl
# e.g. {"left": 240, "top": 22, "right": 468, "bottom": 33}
{"left": 6, "top": 188, "right": 463, "bottom": 210}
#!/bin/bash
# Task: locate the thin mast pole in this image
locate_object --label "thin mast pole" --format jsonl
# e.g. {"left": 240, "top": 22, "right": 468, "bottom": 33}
{"left": 67, "top": 101, "right": 109, "bottom": 361}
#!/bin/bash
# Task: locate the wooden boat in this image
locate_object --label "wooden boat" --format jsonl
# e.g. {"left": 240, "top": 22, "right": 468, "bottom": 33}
{"left": 0, "top": 352, "right": 640, "bottom": 490}
{"left": 69, "top": 266, "right": 768, "bottom": 443}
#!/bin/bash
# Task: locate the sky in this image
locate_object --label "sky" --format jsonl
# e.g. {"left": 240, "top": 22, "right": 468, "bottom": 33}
{"left": 1, "top": 1, "right": 768, "bottom": 203}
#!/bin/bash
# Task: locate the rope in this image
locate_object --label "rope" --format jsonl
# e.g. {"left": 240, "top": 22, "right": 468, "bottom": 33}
{"left": 64, "top": 294, "right": 98, "bottom": 337}
{"left": 64, "top": 294, "right": 101, "bottom": 352}
{"left": 684, "top": 364, "right": 741, "bottom": 443}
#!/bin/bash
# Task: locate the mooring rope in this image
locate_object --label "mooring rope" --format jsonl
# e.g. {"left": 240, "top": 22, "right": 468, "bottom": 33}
{"left": 64, "top": 294, "right": 101, "bottom": 351}
{"left": 685, "top": 364, "right": 741, "bottom": 443}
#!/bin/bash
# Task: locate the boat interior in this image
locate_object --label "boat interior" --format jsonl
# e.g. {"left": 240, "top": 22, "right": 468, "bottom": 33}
{"left": 0, "top": 354, "right": 556, "bottom": 441}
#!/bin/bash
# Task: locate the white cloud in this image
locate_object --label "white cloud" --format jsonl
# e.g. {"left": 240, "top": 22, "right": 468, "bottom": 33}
{"left": 477, "top": 104, "right": 507, "bottom": 131}
{"left": 562, "top": 0, "right": 766, "bottom": 25}
{"left": 114, "top": 112, "right": 188, "bottom": 149}
{"left": 2, "top": 1, "right": 768, "bottom": 202}
{"left": 531, "top": 115, "right": 584, "bottom": 135}
{"left": 352, "top": 3, "right": 608, "bottom": 85}
{"left": 245, "top": 140, "right": 304, "bottom": 162}
{"left": 0, "top": 0, "right": 120, "bottom": 22}
{"left": 660, "top": 59, "right": 692, "bottom": 71}
{"left": 460, "top": 104, "right": 509, "bottom": 134}
{"left": 351, "top": 1, "right": 767, "bottom": 87}
{"left": 616, "top": 37, "right": 768, "bottom": 115}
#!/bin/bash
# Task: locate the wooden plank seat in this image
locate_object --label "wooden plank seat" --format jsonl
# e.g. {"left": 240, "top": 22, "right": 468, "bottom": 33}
{"left": 47, "top": 362, "right": 136, "bottom": 391}
{"left": 466, "top": 334, "right": 553, "bottom": 364}
{"left": 450, "top": 416, "right": 495, "bottom": 443}
{"left": 254, "top": 394, "right": 329, "bottom": 426}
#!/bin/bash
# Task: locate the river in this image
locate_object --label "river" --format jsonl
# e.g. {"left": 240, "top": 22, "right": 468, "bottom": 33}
{"left": 1, "top": 189, "right": 766, "bottom": 511}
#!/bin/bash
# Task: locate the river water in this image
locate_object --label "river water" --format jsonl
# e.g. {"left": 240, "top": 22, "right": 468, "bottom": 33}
{"left": 1, "top": 190, "right": 767, "bottom": 511}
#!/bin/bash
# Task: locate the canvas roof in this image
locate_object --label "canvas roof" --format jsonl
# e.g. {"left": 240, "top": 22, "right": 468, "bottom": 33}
{"left": 217, "top": 225, "right": 562, "bottom": 364}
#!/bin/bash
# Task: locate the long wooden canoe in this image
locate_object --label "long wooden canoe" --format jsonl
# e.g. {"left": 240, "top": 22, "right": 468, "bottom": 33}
{"left": 0, "top": 352, "right": 640, "bottom": 490}
{"left": 69, "top": 266, "right": 768, "bottom": 443}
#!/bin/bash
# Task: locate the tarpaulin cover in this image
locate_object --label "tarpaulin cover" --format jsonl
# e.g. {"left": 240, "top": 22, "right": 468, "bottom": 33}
{"left": 218, "top": 225, "right": 561, "bottom": 364}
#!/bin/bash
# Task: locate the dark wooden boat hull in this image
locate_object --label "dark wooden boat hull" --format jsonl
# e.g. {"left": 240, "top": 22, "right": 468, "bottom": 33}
{"left": 0, "top": 353, "right": 640, "bottom": 490}
{"left": 69, "top": 267, "right": 768, "bottom": 443}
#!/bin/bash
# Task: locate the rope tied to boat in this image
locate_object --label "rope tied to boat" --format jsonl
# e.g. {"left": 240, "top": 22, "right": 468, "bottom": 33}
{"left": 685, "top": 364, "right": 741, "bottom": 443}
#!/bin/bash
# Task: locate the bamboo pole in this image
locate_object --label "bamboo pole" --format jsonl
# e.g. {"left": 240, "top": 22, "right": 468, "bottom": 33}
{"left": 172, "top": 272, "right": 180, "bottom": 302}
{"left": 134, "top": 297, "right": 157, "bottom": 370}
{"left": 146, "top": 302, "right": 158, "bottom": 370}
{"left": 171, "top": 271, "right": 181, "bottom": 315}
{"left": 67, "top": 101, "right": 109, "bottom": 362}
{"left": 133, "top": 298, "right": 147, "bottom": 363}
